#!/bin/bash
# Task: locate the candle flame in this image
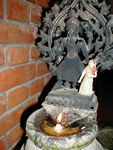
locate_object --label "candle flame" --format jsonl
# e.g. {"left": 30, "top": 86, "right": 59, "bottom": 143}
{"left": 57, "top": 113, "right": 63, "bottom": 123}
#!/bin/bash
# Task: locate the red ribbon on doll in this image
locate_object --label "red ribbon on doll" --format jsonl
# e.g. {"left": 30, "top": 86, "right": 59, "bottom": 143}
{"left": 92, "top": 67, "right": 98, "bottom": 74}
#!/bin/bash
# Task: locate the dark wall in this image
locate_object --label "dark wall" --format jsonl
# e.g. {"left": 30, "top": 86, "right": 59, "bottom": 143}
{"left": 97, "top": 70, "right": 113, "bottom": 125}
{"left": 106, "top": 0, "right": 113, "bottom": 13}
{"left": 96, "top": 0, "right": 113, "bottom": 126}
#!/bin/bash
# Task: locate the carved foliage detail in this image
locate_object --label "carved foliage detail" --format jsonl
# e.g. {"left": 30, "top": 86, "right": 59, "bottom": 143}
{"left": 37, "top": 0, "right": 113, "bottom": 83}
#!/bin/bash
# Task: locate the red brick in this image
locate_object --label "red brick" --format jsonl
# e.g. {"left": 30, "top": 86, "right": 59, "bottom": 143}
{"left": 45, "top": 74, "right": 52, "bottom": 85}
{"left": 37, "top": 62, "right": 50, "bottom": 76}
{"left": 26, "top": 0, "right": 36, "bottom": 4}
{"left": 0, "top": 47, "right": 4, "bottom": 65}
{"left": 30, "top": 78, "right": 44, "bottom": 96}
{"left": 0, "top": 137, "right": 6, "bottom": 150}
{"left": 8, "top": 125, "right": 23, "bottom": 148}
{"left": 0, "top": 105, "right": 26, "bottom": 136}
{"left": 0, "top": 0, "right": 3, "bottom": 18}
{"left": 31, "top": 46, "right": 41, "bottom": 60}
{"left": 7, "top": 0, "right": 30, "bottom": 22}
{"left": 37, "top": 0, "right": 50, "bottom": 7}
{"left": 44, "top": 74, "right": 52, "bottom": 88}
{"left": 8, "top": 86, "right": 29, "bottom": 109}
{"left": 0, "top": 21, "right": 34, "bottom": 44}
{"left": 25, "top": 97, "right": 37, "bottom": 108}
{"left": 31, "top": 7, "right": 42, "bottom": 24}
{"left": 7, "top": 46, "right": 29, "bottom": 65}
{"left": 0, "top": 95, "right": 7, "bottom": 115}
{"left": 0, "top": 64, "right": 36, "bottom": 92}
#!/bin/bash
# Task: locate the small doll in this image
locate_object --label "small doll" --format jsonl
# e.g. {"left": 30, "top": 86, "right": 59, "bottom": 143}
{"left": 78, "top": 59, "right": 97, "bottom": 96}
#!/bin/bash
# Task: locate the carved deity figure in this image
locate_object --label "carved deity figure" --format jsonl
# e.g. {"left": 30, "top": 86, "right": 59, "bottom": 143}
{"left": 55, "top": 18, "right": 89, "bottom": 86}
{"left": 78, "top": 59, "right": 97, "bottom": 96}
{"left": 37, "top": 0, "right": 113, "bottom": 89}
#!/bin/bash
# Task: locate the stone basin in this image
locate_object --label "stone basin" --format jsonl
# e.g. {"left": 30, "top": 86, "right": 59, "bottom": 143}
{"left": 26, "top": 108, "right": 98, "bottom": 150}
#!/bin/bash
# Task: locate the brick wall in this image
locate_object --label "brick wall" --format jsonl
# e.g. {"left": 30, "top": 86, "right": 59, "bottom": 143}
{"left": 0, "top": 0, "right": 51, "bottom": 149}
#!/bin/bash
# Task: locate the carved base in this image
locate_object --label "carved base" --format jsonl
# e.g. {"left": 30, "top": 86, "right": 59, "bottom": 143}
{"left": 43, "top": 88, "right": 98, "bottom": 125}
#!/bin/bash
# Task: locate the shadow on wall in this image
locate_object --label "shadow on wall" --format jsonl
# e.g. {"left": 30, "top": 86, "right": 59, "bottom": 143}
{"left": 14, "top": 76, "right": 57, "bottom": 150}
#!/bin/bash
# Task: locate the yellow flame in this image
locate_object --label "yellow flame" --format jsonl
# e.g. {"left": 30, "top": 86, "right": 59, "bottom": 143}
{"left": 57, "top": 113, "right": 63, "bottom": 123}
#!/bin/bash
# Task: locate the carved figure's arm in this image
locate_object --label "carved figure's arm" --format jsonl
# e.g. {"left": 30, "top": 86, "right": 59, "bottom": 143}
{"left": 77, "top": 39, "right": 89, "bottom": 63}
{"left": 78, "top": 69, "right": 86, "bottom": 83}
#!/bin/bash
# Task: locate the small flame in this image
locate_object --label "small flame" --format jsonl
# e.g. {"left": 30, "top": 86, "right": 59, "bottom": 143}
{"left": 57, "top": 113, "right": 63, "bottom": 123}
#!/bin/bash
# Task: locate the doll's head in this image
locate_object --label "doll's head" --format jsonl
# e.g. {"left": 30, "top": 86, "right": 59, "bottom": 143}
{"left": 89, "top": 59, "right": 96, "bottom": 69}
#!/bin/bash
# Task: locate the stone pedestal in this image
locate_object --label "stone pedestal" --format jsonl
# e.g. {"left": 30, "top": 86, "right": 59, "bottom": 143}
{"left": 22, "top": 138, "right": 103, "bottom": 150}
{"left": 21, "top": 88, "right": 103, "bottom": 150}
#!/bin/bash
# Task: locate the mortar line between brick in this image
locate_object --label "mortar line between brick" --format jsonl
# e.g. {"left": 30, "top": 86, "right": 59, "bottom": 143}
{"left": 6, "top": 83, "right": 30, "bottom": 94}
{"left": 8, "top": 139, "right": 22, "bottom": 150}
{"left": 0, "top": 92, "right": 41, "bottom": 119}
{"left": 36, "top": 61, "right": 38, "bottom": 76}
{"left": 0, "top": 134, "right": 6, "bottom": 139}
{"left": 0, "top": 62, "right": 50, "bottom": 84}
{"left": 29, "top": 83, "right": 31, "bottom": 97}
{"left": 0, "top": 17, "right": 41, "bottom": 26}
{"left": 0, "top": 73, "right": 49, "bottom": 97}
{"left": 5, "top": 123, "right": 21, "bottom": 136}
{"left": 0, "top": 44, "right": 35, "bottom": 47}
{"left": 4, "top": 46, "right": 7, "bottom": 67}
{"left": 20, "top": 0, "right": 36, "bottom": 6}
{"left": 29, "top": 45, "right": 32, "bottom": 62}
{"left": 0, "top": 60, "right": 39, "bottom": 71}
{"left": 44, "top": 72, "right": 52, "bottom": 82}
{"left": 0, "top": 61, "right": 37, "bottom": 72}
{"left": 29, "top": 92, "right": 41, "bottom": 100}
{"left": 6, "top": 18, "right": 31, "bottom": 26}
{"left": 29, "top": 5, "right": 32, "bottom": 23}
{"left": 5, "top": 46, "right": 10, "bottom": 66}
{"left": 26, "top": 74, "right": 48, "bottom": 86}
{"left": 20, "top": 0, "right": 42, "bottom": 11}
{"left": 0, "top": 100, "right": 31, "bottom": 119}
{"left": 0, "top": 91, "right": 7, "bottom": 96}
{"left": 0, "top": 72, "right": 49, "bottom": 94}
{"left": 3, "top": 0, "right": 7, "bottom": 20}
